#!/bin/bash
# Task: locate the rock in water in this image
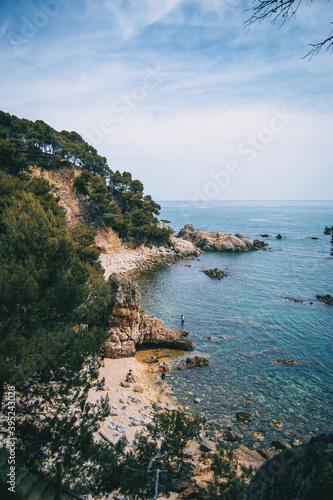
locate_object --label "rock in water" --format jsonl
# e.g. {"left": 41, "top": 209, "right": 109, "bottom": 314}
{"left": 316, "top": 294, "right": 333, "bottom": 305}
{"left": 177, "top": 225, "right": 267, "bottom": 252}
{"left": 244, "top": 434, "right": 333, "bottom": 500}
{"left": 202, "top": 268, "right": 227, "bottom": 279}
{"left": 236, "top": 411, "right": 253, "bottom": 423}
{"left": 223, "top": 427, "right": 243, "bottom": 442}
{"left": 186, "top": 356, "right": 210, "bottom": 368}
{"left": 276, "top": 359, "right": 296, "bottom": 365}
{"left": 103, "top": 275, "right": 195, "bottom": 358}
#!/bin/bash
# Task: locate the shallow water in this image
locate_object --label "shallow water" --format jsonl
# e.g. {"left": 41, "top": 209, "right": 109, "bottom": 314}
{"left": 134, "top": 201, "right": 333, "bottom": 446}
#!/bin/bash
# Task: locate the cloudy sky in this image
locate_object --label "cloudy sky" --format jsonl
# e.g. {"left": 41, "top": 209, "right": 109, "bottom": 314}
{"left": 1, "top": 0, "right": 332, "bottom": 201}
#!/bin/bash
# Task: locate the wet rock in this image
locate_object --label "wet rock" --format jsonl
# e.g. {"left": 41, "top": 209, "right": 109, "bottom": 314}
{"left": 291, "top": 438, "right": 303, "bottom": 447}
{"left": 260, "top": 234, "right": 270, "bottom": 237}
{"left": 252, "top": 431, "right": 264, "bottom": 441}
{"left": 202, "top": 268, "right": 227, "bottom": 280}
{"left": 276, "top": 234, "right": 283, "bottom": 239}
{"left": 236, "top": 411, "right": 253, "bottom": 424}
{"left": 284, "top": 297, "right": 304, "bottom": 303}
{"left": 223, "top": 427, "right": 243, "bottom": 442}
{"left": 186, "top": 356, "right": 210, "bottom": 368}
{"left": 276, "top": 359, "right": 296, "bottom": 365}
{"left": 271, "top": 439, "right": 291, "bottom": 450}
{"left": 316, "top": 294, "right": 333, "bottom": 305}
{"left": 193, "top": 398, "right": 201, "bottom": 404}
{"left": 271, "top": 420, "right": 284, "bottom": 430}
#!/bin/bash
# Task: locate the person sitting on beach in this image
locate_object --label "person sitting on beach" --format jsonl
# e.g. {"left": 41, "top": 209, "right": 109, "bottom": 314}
{"left": 126, "top": 369, "right": 136, "bottom": 383}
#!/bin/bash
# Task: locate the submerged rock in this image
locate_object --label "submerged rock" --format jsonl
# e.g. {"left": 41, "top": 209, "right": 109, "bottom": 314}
{"left": 186, "top": 356, "right": 210, "bottom": 368}
{"left": 236, "top": 411, "right": 253, "bottom": 424}
{"left": 276, "top": 359, "right": 296, "bottom": 365}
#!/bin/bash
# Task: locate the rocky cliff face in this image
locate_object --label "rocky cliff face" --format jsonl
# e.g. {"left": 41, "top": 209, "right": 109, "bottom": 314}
{"left": 103, "top": 276, "right": 195, "bottom": 358}
{"left": 178, "top": 224, "right": 267, "bottom": 252}
{"left": 243, "top": 433, "right": 333, "bottom": 500}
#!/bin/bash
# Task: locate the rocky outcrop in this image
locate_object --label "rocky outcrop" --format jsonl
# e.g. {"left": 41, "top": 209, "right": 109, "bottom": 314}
{"left": 103, "top": 276, "right": 195, "bottom": 358}
{"left": 317, "top": 294, "right": 333, "bottom": 305}
{"left": 202, "top": 268, "right": 227, "bottom": 280}
{"left": 186, "top": 356, "right": 210, "bottom": 368}
{"left": 243, "top": 433, "right": 333, "bottom": 500}
{"left": 169, "top": 235, "right": 200, "bottom": 257}
{"left": 177, "top": 224, "right": 267, "bottom": 252}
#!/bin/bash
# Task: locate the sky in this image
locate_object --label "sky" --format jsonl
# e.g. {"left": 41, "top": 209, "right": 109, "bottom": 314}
{"left": 1, "top": 0, "right": 332, "bottom": 201}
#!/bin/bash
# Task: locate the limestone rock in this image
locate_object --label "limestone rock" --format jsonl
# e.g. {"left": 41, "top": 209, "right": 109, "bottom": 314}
{"left": 244, "top": 434, "right": 333, "bottom": 500}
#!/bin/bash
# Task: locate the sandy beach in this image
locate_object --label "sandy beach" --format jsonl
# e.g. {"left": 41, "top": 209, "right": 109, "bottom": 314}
{"left": 87, "top": 350, "right": 180, "bottom": 445}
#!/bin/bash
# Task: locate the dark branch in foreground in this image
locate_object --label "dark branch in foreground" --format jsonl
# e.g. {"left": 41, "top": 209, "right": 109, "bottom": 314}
{"left": 244, "top": 0, "right": 333, "bottom": 58}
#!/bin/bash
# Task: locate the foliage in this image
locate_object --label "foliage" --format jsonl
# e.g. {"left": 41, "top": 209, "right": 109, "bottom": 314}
{"left": 245, "top": 0, "right": 333, "bottom": 58}
{"left": 0, "top": 178, "right": 110, "bottom": 384}
{"left": 102, "top": 411, "right": 206, "bottom": 499}
{"left": 0, "top": 110, "right": 110, "bottom": 176}
{"left": 13, "top": 360, "right": 112, "bottom": 494}
{"left": 198, "top": 446, "right": 254, "bottom": 500}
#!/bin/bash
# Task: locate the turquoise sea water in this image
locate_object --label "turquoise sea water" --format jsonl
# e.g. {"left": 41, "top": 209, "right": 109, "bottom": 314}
{"left": 135, "top": 201, "right": 333, "bottom": 447}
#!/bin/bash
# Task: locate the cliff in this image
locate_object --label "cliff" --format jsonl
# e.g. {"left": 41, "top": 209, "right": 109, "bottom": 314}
{"left": 103, "top": 275, "right": 195, "bottom": 358}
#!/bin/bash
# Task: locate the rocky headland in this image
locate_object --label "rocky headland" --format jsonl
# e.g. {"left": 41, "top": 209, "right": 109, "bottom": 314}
{"left": 103, "top": 275, "right": 195, "bottom": 359}
{"left": 177, "top": 224, "right": 268, "bottom": 252}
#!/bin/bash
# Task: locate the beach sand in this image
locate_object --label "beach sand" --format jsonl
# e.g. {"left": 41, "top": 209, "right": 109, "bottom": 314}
{"left": 87, "top": 349, "right": 181, "bottom": 445}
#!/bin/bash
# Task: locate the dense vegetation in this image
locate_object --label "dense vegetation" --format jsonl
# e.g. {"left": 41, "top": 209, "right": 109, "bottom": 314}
{"left": 0, "top": 110, "right": 172, "bottom": 244}
{"left": 0, "top": 111, "right": 252, "bottom": 499}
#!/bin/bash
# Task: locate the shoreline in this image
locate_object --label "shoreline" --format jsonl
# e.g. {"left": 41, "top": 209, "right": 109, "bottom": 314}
{"left": 89, "top": 348, "right": 182, "bottom": 446}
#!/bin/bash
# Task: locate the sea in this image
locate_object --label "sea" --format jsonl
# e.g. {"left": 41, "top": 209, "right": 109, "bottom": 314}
{"left": 134, "top": 201, "right": 333, "bottom": 447}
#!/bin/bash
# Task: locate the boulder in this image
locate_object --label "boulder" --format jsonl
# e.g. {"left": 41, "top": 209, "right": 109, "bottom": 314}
{"left": 276, "top": 234, "right": 283, "bottom": 239}
{"left": 223, "top": 427, "right": 243, "bottom": 442}
{"left": 186, "top": 356, "right": 210, "bottom": 368}
{"left": 199, "top": 439, "right": 215, "bottom": 452}
{"left": 236, "top": 411, "right": 253, "bottom": 423}
{"left": 234, "top": 445, "right": 266, "bottom": 470}
{"left": 177, "top": 225, "right": 267, "bottom": 252}
{"left": 202, "top": 268, "right": 227, "bottom": 280}
{"left": 271, "top": 420, "right": 284, "bottom": 430}
{"left": 120, "top": 381, "right": 131, "bottom": 388}
{"left": 244, "top": 434, "right": 333, "bottom": 500}
{"left": 133, "top": 386, "right": 144, "bottom": 393}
